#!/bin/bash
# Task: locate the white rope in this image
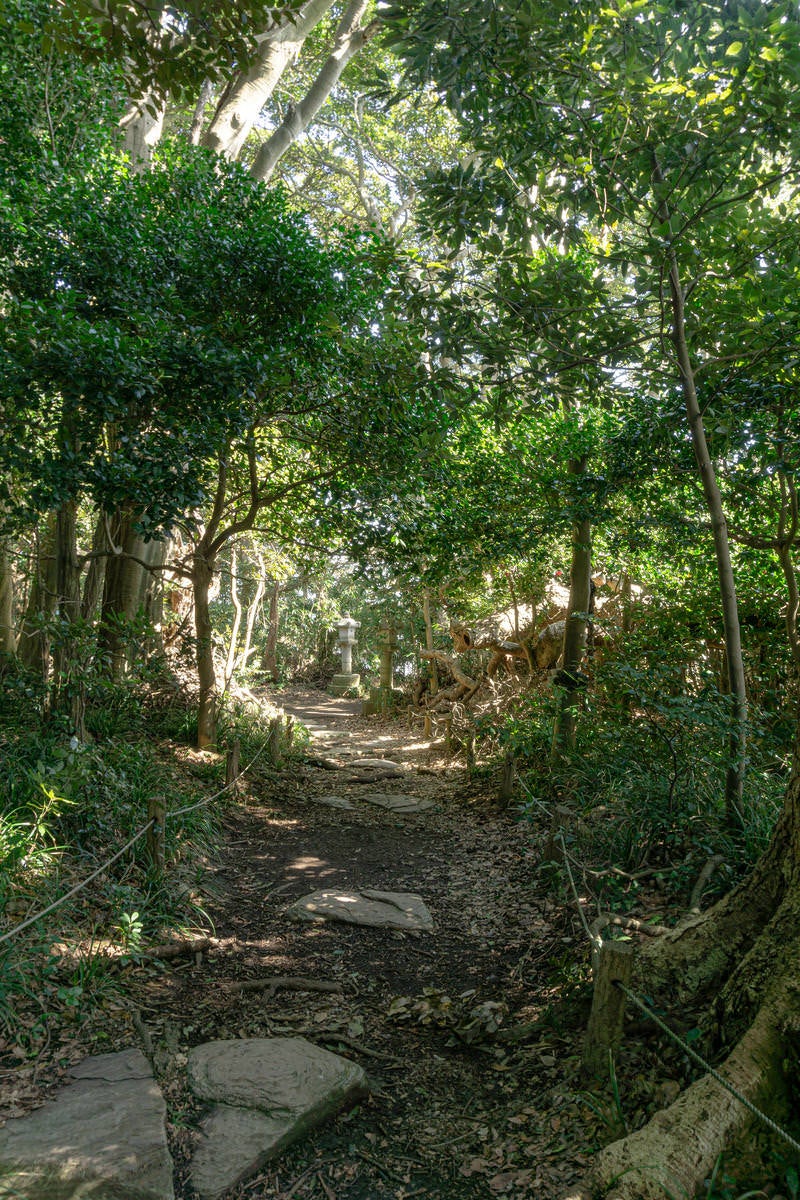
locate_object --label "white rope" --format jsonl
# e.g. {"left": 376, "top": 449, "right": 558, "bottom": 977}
{"left": 168, "top": 739, "right": 269, "bottom": 818}
{"left": 0, "top": 821, "right": 154, "bottom": 948}
{"left": 615, "top": 981, "right": 800, "bottom": 1156}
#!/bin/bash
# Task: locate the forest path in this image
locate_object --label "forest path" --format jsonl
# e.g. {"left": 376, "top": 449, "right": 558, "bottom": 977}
{"left": 133, "top": 690, "right": 589, "bottom": 1199}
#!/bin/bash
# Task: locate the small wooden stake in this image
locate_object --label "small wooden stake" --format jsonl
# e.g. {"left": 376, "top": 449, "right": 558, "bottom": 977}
{"left": 225, "top": 739, "right": 241, "bottom": 791}
{"left": 285, "top": 715, "right": 295, "bottom": 750}
{"left": 499, "top": 750, "right": 515, "bottom": 806}
{"left": 268, "top": 717, "right": 282, "bottom": 766}
{"left": 146, "top": 798, "right": 165, "bottom": 874}
{"left": 582, "top": 939, "right": 634, "bottom": 1077}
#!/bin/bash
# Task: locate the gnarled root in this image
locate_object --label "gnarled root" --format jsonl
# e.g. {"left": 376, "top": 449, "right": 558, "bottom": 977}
{"left": 566, "top": 967, "right": 796, "bottom": 1200}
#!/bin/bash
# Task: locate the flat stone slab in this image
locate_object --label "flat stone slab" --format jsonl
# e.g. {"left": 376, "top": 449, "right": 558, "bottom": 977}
{"left": 187, "top": 1038, "right": 366, "bottom": 1200}
{"left": 287, "top": 889, "right": 434, "bottom": 931}
{"left": 349, "top": 758, "right": 405, "bottom": 771}
{"left": 0, "top": 1049, "right": 173, "bottom": 1200}
{"left": 362, "top": 793, "right": 435, "bottom": 814}
{"left": 310, "top": 794, "right": 355, "bottom": 810}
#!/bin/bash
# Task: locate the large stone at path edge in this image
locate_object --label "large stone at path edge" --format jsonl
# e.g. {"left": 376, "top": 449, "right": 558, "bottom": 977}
{"left": 0, "top": 1048, "right": 173, "bottom": 1199}
{"left": 187, "top": 1037, "right": 367, "bottom": 1200}
{"left": 287, "top": 888, "right": 434, "bottom": 931}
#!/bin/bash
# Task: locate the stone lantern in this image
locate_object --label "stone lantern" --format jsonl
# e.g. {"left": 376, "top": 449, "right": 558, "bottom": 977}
{"left": 330, "top": 613, "right": 360, "bottom": 696}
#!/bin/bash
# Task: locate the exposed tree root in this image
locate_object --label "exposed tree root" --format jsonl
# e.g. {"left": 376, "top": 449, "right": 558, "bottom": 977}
{"left": 562, "top": 762, "right": 800, "bottom": 1199}
{"left": 571, "top": 973, "right": 794, "bottom": 1200}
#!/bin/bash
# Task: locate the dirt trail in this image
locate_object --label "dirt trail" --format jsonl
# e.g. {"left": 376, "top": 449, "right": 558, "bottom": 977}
{"left": 134, "top": 690, "right": 590, "bottom": 1199}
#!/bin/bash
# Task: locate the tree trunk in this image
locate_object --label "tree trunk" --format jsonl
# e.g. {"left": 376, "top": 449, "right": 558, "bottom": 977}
{"left": 262, "top": 578, "right": 280, "bottom": 680}
{"left": 18, "top": 512, "right": 58, "bottom": 677}
{"left": 422, "top": 589, "right": 439, "bottom": 736}
{"left": 193, "top": 549, "right": 218, "bottom": 748}
{"left": 239, "top": 559, "right": 265, "bottom": 673}
{"left": 120, "top": 96, "right": 165, "bottom": 169}
{"left": 224, "top": 546, "right": 243, "bottom": 687}
{"left": 551, "top": 459, "right": 592, "bottom": 764}
{"left": 655, "top": 163, "right": 747, "bottom": 821}
{"left": 51, "top": 499, "right": 86, "bottom": 738}
{"left": 99, "top": 510, "right": 153, "bottom": 679}
{"left": 188, "top": 78, "right": 213, "bottom": 145}
{"left": 566, "top": 743, "right": 800, "bottom": 1200}
{"left": 250, "top": 0, "right": 378, "bottom": 183}
{"left": 201, "top": 0, "right": 336, "bottom": 161}
{"left": 81, "top": 510, "right": 107, "bottom": 621}
{"left": 0, "top": 535, "right": 16, "bottom": 654}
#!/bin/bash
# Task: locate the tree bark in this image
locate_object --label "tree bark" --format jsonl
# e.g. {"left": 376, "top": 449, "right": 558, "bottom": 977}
{"left": 655, "top": 161, "right": 747, "bottom": 821}
{"left": 201, "top": 0, "right": 337, "bottom": 161}
{"left": 188, "top": 78, "right": 213, "bottom": 145}
{"left": 51, "top": 499, "right": 86, "bottom": 738}
{"left": 239, "top": 556, "right": 265, "bottom": 673}
{"left": 250, "top": 0, "right": 378, "bottom": 183}
{"left": 193, "top": 548, "right": 218, "bottom": 748}
{"left": 0, "top": 535, "right": 16, "bottom": 654}
{"left": 18, "top": 512, "right": 58, "bottom": 677}
{"left": 120, "top": 96, "right": 165, "bottom": 170}
{"left": 98, "top": 510, "right": 156, "bottom": 678}
{"left": 567, "top": 743, "right": 800, "bottom": 1200}
{"left": 224, "top": 546, "right": 243, "bottom": 687}
{"left": 262, "top": 577, "right": 281, "bottom": 679}
{"left": 81, "top": 510, "right": 108, "bottom": 621}
{"left": 422, "top": 589, "right": 439, "bottom": 736}
{"left": 551, "top": 458, "right": 592, "bottom": 764}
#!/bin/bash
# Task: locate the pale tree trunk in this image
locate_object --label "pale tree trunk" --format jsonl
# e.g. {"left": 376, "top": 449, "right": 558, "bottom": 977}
{"left": 18, "top": 512, "right": 58, "bottom": 677}
{"left": 422, "top": 589, "right": 438, "bottom": 737}
{"left": 251, "top": 0, "right": 379, "bottom": 182}
{"left": 224, "top": 546, "right": 243, "bottom": 687}
{"left": 0, "top": 536, "right": 16, "bottom": 654}
{"left": 655, "top": 162, "right": 747, "bottom": 821}
{"left": 238, "top": 557, "right": 265, "bottom": 673}
{"left": 620, "top": 570, "right": 632, "bottom": 635}
{"left": 120, "top": 97, "right": 165, "bottom": 170}
{"left": 99, "top": 510, "right": 154, "bottom": 679}
{"left": 51, "top": 499, "right": 86, "bottom": 738}
{"left": 201, "top": 0, "right": 337, "bottom": 161}
{"left": 262, "top": 577, "right": 280, "bottom": 680}
{"left": 188, "top": 78, "right": 213, "bottom": 145}
{"left": 81, "top": 510, "right": 107, "bottom": 621}
{"left": 551, "top": 457, "right": 592, "bottom": 765}
{"left": 193, "top": 548, "right": 218, "bottom": 749}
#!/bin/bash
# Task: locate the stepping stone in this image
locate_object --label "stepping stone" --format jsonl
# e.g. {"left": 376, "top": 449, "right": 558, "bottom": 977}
{"left": 310, "top": 794, "right": 354, "bottom": 810}
{"left": 0, "top": 1048, "right": 173, "bottom": 1199}
{"left": 349, "top": 758, "right": 405, "bottom": 771}
{"left": 187, "top": 1037, "right": 366, "bottom": 1200}
{"left": 287, "top": 888, "right": 434, "bottom": 931}
{"left": 362, "top": 793, "right": 434, "bottom": 814}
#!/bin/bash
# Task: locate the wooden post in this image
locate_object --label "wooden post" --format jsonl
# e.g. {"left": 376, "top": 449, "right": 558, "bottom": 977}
{"left": 285, "top": 715, "right": 295, "bottom": 750}
{"left": 582, "top": 939, "right": 634, "bottom": 1077}
{"left": 499, "top": 750, "right": 515, "bottom": 806}
{"left": 268, "top": 717, "right": 281, "bottom": 766}
{"left": 225, "top": 739, "right": 241, "bottom": 791}
{"left": 465, "top": 728, "right": 475, "bottom": 776}
{"left": 146, "top": 798, "right": 165, "bottom": 873}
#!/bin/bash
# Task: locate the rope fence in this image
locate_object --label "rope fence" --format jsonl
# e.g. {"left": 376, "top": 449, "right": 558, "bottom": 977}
{"left": 552, "top": 812, "right": 800, "bottom": 1157}
{"left": 614, "top": 981, "right": 800, "bottom": 1156}
{"left": 0, "top": 734, "right": 272, "bottom": 949}
{"left": 0, "top": 821, "right": 154, "bottom": 949}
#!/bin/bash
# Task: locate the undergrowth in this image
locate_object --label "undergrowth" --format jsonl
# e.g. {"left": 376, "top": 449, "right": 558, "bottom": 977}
{"left": 0, "top": 654, "right": 274, "bottom": 1053}
{"left": 503, "top": 659, "right": 788, "bottom": 908}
